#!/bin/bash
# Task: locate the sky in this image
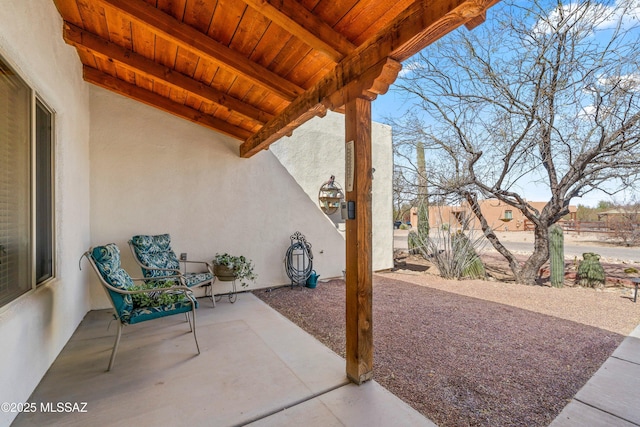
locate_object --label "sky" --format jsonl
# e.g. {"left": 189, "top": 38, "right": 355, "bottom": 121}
{"left": 371, "top": 0, "right": 640, "bottom": 208}
{"left": 371, "top": 80, "right": 626, "bottom": 208}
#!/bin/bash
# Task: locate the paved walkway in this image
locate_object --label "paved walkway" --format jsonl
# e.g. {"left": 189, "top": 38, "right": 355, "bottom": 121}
{"left": 550, "top": 324, "right": 640, "bottom": 426}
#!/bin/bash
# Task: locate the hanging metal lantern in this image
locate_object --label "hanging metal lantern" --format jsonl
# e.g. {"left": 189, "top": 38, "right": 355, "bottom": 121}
{"left": 318, "top": 175, "right": 344, "bottom": 215}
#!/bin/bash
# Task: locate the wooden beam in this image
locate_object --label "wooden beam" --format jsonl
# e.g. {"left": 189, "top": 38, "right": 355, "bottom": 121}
{"left": 465, "top": 11, "right": 487, "bottom": 30}
{"left": 345, "top": 97, "right": 373, "bottom": 384}
{"left": 390, "top": 0, "right": 500, "bottom": 62}
{"left": 82, "top": 66, "right": 253, "bottom": 141}
{"left": 240, "top": 57, "right": 401, "bottom": 157}
{"left": 240, "top": 0, "right": 496, "bottom": 157}
{"left": 241, "top": 0, "right": 356, "bottom": 62}
{"left": 63, "top": 22, "right": 274, "bottom": 126}
{"left": 94, "top": 0, "right": 304, "bottom": 101}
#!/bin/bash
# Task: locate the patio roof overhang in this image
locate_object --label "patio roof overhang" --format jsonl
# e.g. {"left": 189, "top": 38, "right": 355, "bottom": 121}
{"left": 52, "top": 0, "right": 499, "bottom": 384}
{"left": 52, "top": 0, "right": 498, "bottom": 157}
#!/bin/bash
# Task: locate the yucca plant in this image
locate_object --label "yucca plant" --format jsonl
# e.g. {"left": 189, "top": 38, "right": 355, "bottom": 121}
{"left": 452, "top": 231, "right": 486, "bottom": 279}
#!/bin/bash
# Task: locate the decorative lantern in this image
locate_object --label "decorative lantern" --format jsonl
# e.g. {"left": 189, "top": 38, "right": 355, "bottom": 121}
{"left": 318, "top": 175, "right": 344, "bottom": 215}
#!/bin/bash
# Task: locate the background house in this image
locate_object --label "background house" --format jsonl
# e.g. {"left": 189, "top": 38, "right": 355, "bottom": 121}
{"left": 410, "top": 199, "right": 577, "bottom": 233}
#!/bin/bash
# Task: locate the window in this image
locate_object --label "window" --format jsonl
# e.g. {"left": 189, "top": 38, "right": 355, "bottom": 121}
{"left": 504, "top": 210, "right": 513, "bottom": 220}
{"left": 0, "top": 56, "right": 54, "bottom": 307}
{"left": 35, "top": 100, "right": 54, "bottom": 283}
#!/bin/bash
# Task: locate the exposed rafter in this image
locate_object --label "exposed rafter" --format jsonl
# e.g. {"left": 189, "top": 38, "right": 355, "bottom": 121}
{"left": 241, "top": 0, "right": 356, "bottom": 62}
{"left": 63, "top": 22, "right": 273, "bottom": 126}
{"left": 93, "top": 0, "right": 304, "bottom": 101}
{"left": 83, "top": 66, "right": 253, "bottom": 140}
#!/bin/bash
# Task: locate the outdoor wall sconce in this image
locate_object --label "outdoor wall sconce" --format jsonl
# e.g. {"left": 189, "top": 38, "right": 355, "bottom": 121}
{"left": 318, "top": 175, "right": 344, "bottom": 215}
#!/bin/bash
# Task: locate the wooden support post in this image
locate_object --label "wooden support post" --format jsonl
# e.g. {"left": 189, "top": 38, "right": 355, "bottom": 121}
{"left": 344, "top": 97, "right": 373, "bottom": 384}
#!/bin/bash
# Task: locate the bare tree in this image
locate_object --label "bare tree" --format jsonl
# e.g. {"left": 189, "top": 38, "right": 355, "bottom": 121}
{"left": 606, "top": 196, "right": 640, "bottom": 245}
{"left": 392, "top": 164, "right": 414, "bottom": 221}
{"left": 391, "top": 0, "right": 640, "bottom": 284}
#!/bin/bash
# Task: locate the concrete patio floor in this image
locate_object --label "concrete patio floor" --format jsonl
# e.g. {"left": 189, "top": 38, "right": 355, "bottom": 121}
{"left": 12, "top": 293, "right": 433, "bottom": 427}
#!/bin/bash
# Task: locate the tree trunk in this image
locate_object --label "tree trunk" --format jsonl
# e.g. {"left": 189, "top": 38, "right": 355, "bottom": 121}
{"left": 515, "top": 225, "right": 550, "bottom": 285}
{"left": 465, "top": 192, "right": 554, "bottom": 285}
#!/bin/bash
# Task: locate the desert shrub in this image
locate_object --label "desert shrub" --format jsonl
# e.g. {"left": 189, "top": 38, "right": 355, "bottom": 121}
{"left": 451, "top": 232, "right": 486, "bottom": 279}
{"left": 576, "top": 252, "right": 605, "bottom": 288}
{"left": 410, "top": 227, "right": 486, "bottom": 280}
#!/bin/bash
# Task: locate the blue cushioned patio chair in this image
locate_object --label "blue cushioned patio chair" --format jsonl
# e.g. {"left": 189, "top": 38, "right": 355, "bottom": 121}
{"left": 129, "top": 234, "right": 215, "bottom": 307}
{"left": 80, "top": 243, "right": 200, "bottom": 371}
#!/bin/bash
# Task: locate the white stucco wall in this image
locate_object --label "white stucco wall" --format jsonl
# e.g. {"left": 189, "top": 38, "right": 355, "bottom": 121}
{"left": 0, "top": 1, "right": 91, "bottom": 425}
{"left": 89, "top": 87, "right": 347, "bottom": 308}
{"left": 271, "top": 111, "right": 394, "bottom": 272}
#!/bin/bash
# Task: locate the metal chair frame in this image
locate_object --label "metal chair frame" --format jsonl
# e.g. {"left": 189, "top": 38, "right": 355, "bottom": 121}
{"left": 128, "top": 237, "right": 215, "bottom": 307}
{"left": 80, "top": 247, "right": 200, "bottom": 371}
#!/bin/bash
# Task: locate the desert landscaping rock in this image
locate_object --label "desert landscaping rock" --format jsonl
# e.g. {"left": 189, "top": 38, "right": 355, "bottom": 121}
{"left": 254, "top": 271, "right": 640, "bottom": 427}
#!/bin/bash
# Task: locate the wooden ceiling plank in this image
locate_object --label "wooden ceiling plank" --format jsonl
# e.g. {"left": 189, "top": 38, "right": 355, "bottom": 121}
{"left": 227, "top": 6, "right": 271, "bottom": 60}
{"left": 208, "top": 0, "right": 246, "bottom": 46}
{"left": 77, "top": 49, "right": 98, "bottom": 69}
{"left": 182, "top": 0, "right": 217, "bottom": 34}
{"left": 63, "top": 22, "right": 273, "bottom": 125}
{"left": 93, "top": 0, "right": 304, "bottom": 101}
{"left": 312, "top": 0, "right": 359, "bottom": 28}
{"left": 168, "top": 84, "right": 189, "bottom": 105}
{"left": 76, "top": 0, "right": 111, "bottom": 37}
{"left": 192, "top": 57, "right": 219, "bottom": 87}
{"left": 155, "top": 0, "right": 188, "bottom": 22}
{"left": 103, "top": 6, "right": 133, "bottom": 49}
{"left": 240, "top": 0, "right": 497, "bottom": 157}
{"left": 285, "top": 50, "right": 332, "bottom": 87}
{"left": 269, "top": 38, "right": 316, "bottom": 84}
{"left": 241, "top": 0, "right": 356, "bottom": 61}
{"left": 249, "top": 24, "right": 293, "bottom": 69}
{"left": 174, "top": 46, "right": 200, "bottom": 79}
{"left": 53, "top": 0, "right": 84, "bottom": 26}
{"left": 154, "top": 36, "right": 179, "bottom": 70}
{"left": 338, "top": 0, "right": 415, "bottom": 46}
{"left": 82, "top": 65, "right": 253, "bottom": 140}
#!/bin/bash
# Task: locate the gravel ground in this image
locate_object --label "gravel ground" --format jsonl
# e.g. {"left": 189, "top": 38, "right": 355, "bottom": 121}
{"left": 253, "top": 273, "right": 640, "bottom": 426}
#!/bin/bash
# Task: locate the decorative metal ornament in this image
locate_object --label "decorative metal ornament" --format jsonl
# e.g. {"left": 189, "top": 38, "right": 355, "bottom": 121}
{"left": 318, "top": 175, "right": 344, "bottom": 215}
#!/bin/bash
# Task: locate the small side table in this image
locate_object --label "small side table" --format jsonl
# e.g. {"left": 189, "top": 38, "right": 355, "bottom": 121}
{"left": 632, "top": 278, "right": 640, "bottom": 303}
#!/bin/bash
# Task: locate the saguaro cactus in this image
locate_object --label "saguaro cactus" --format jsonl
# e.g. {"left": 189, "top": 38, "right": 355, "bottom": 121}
{"left": 577, "top": 252, "right": 606, "bottom": 288}
{"left": 549, "top": 224, "right": 565, "bottom": 287}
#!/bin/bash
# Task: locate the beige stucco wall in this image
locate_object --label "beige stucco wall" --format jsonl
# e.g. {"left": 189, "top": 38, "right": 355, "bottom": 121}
{"left": 0, "top": 1, "right": 92, "bottom": 424}
{"left": 89, "top": 87, "right": 348, "bottom": 307}
{"left": 270, "top": 111, "right": 394, "bottom": 272}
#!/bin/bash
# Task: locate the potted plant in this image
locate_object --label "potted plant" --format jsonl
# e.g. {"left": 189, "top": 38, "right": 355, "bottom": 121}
{"left": 213, "top": 253, "right": 257, "bottom": 288}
